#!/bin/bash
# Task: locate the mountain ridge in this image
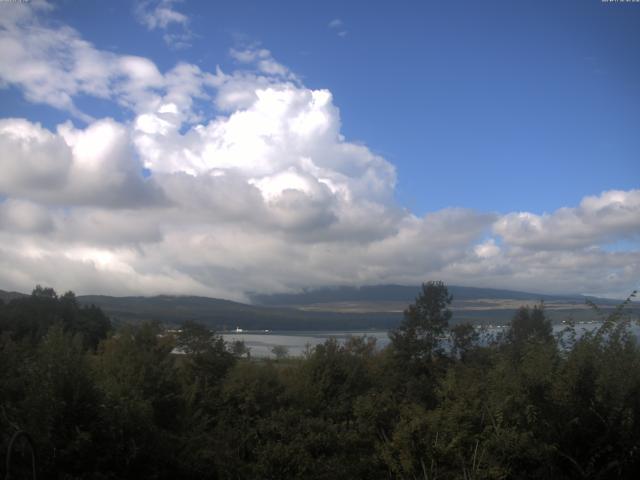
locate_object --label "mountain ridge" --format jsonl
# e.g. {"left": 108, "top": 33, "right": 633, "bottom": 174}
{"left": 249, "top": 284, "right": 618, "bottom": 306}
{"left": 2, "top": 285, "right": 627, "bottom": 331}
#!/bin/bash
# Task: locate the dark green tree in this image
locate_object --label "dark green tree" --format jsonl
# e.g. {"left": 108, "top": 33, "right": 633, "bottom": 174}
{"left": 20, "top": 325, "right": 103, "bottom": 477}
{"left": 271, "top": 344, "right": 289, "bottom": 360}
{"left": 92, "top": 321, "right": 183, "bottom": 478}
{"left": 0, "top": 287, "right": 110, "bottom": 349}
{"left": 177, "top": 321, "right": 235, "bottom": 386}
{"left": 507, "top": 304, "right": 553, "bottom": 347}
{"left": 387, "top": 281, "right": 453, "bottom": 404}
{"left": 450, "top": 322, "right": 479, "bottom": 360}
{"left": 389, "top": 281, "right": 453, "bottom": 362}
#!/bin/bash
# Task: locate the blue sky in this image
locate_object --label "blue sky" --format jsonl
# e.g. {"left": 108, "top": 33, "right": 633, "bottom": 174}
{"left": 3, "top": 0, "right": 639, "bottom": 214}
{"left": 0, "top": 0, "right": 638, "bottom": 298}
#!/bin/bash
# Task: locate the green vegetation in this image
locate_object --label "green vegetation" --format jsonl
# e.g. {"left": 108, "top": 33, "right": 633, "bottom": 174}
{"left": 1, "top": 283, "right": 639, "bottom": 479}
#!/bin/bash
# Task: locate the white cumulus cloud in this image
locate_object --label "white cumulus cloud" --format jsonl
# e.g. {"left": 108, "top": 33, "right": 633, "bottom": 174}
{"left": 0, "top": 3, "right": 638, "bottom": 300}
{"left": 494, "top": 190, "right": 640, "bottom": 250}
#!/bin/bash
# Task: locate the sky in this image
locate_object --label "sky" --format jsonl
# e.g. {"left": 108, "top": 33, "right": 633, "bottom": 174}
{"left": 0, "top": 0, "right": 638, "bottom": 300}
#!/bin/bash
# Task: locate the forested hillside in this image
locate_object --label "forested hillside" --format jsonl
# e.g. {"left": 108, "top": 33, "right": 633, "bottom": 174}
{"left": 2, "top": 284, "right": 620, "bottom": 332}
{"left": 76, "top": 293, "right": 399, "bottom": 330}
{"left": 1, "top": 283, "right": 639, "bottom": 479}
{"left": 250, "top": 284, "right": 610, "bottom": 305}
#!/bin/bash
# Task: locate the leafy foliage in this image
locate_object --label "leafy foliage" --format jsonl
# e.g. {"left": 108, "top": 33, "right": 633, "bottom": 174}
{"left": 390, "top": 281, "right": 453, "bottom": 361}
{"left": 1, "top": 284, "right": 639, "bottom": 479}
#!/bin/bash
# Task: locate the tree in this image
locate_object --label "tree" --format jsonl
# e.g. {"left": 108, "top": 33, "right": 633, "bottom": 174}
{"left": 21, "top": 325, "right": 102, "bottom": 476}
{"left": 271, "top": 345, "right": 289, "bottom": 360}
{"left": 450, "top": 322, "right": 479, "bottom": 360}
{"left": 507, "top": 304, "right": 552, "bottom": 347}
{"left": 32, "top": 285, "right": 57, "bottom": 299}
{"left": 387, "top": 281, "right": 453, "bottom": 405}
{"left": 231, "top": 339, "right": 251, "bottom": 358}
{"left": 92, "top": 322, "right": 183, "bottom": 478}
{"left": 0, "top": 286, "right": 110, "bottom": 348}
{"left": 177, "top": 321, "right": 234, "bottom": 371}
{"left": 176, "top": 321, "right": 213, "bottom": 353}
{"left": 177, "top": 320, "right": 235, "bottom": 424}
{"left": 390, "top": 281, "right": 453, "bottom": 362}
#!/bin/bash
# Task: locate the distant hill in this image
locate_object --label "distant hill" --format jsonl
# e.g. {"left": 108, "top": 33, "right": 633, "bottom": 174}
{"left": 2, "top": 285, "right": 628, "bottom": 331}
{"left": 249, "top": 284, "right": 607, "bottom": 305}
{"left": 80, "top": 285, "right": 623, "bottom": 330}
{"left": 250, "top": 284, "right": 624, "bottom": 326}
{"left": 250, "top": 284, "right": 619, "bottom": 307}
{"left": 0, "top": 289, "right": 28, "bottom": 303}
{"left": 76, "top": 294, "right": 399, "bottom": 331}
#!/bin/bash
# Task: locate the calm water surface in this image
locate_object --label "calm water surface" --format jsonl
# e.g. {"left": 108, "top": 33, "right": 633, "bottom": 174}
{"left": 222, "top": 322, "right": 639, "bottom": 358}
{"left": 223, "top": 330, "right": 389, "bottom": 358}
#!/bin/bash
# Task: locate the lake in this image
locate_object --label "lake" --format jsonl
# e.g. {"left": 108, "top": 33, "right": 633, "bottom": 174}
{"left": 222, "top": 322, "right": 638, "bottom": 358}
{"left": 222, "top": 330, "right": 390, "bottom": 358}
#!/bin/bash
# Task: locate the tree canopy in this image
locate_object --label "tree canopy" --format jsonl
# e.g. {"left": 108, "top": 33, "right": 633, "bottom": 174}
{"left": 1, "top": 284, "right": 639, "bottom": 479}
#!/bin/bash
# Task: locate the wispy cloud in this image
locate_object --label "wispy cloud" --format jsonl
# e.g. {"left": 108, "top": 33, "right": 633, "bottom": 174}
{"left": 328, "top": 18, "right": 348, "bottom": 37}
{"left": 136, "top": 0, "right": 187, "bottom": 30}
{"left": 0, "top": 2, "right": 214, "bottom": 120}
{"left": 229, "top": 46, "right": 298, "bottom": 82}
{"left": 135, "top": 0, "right": 193, "bottom": 49}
